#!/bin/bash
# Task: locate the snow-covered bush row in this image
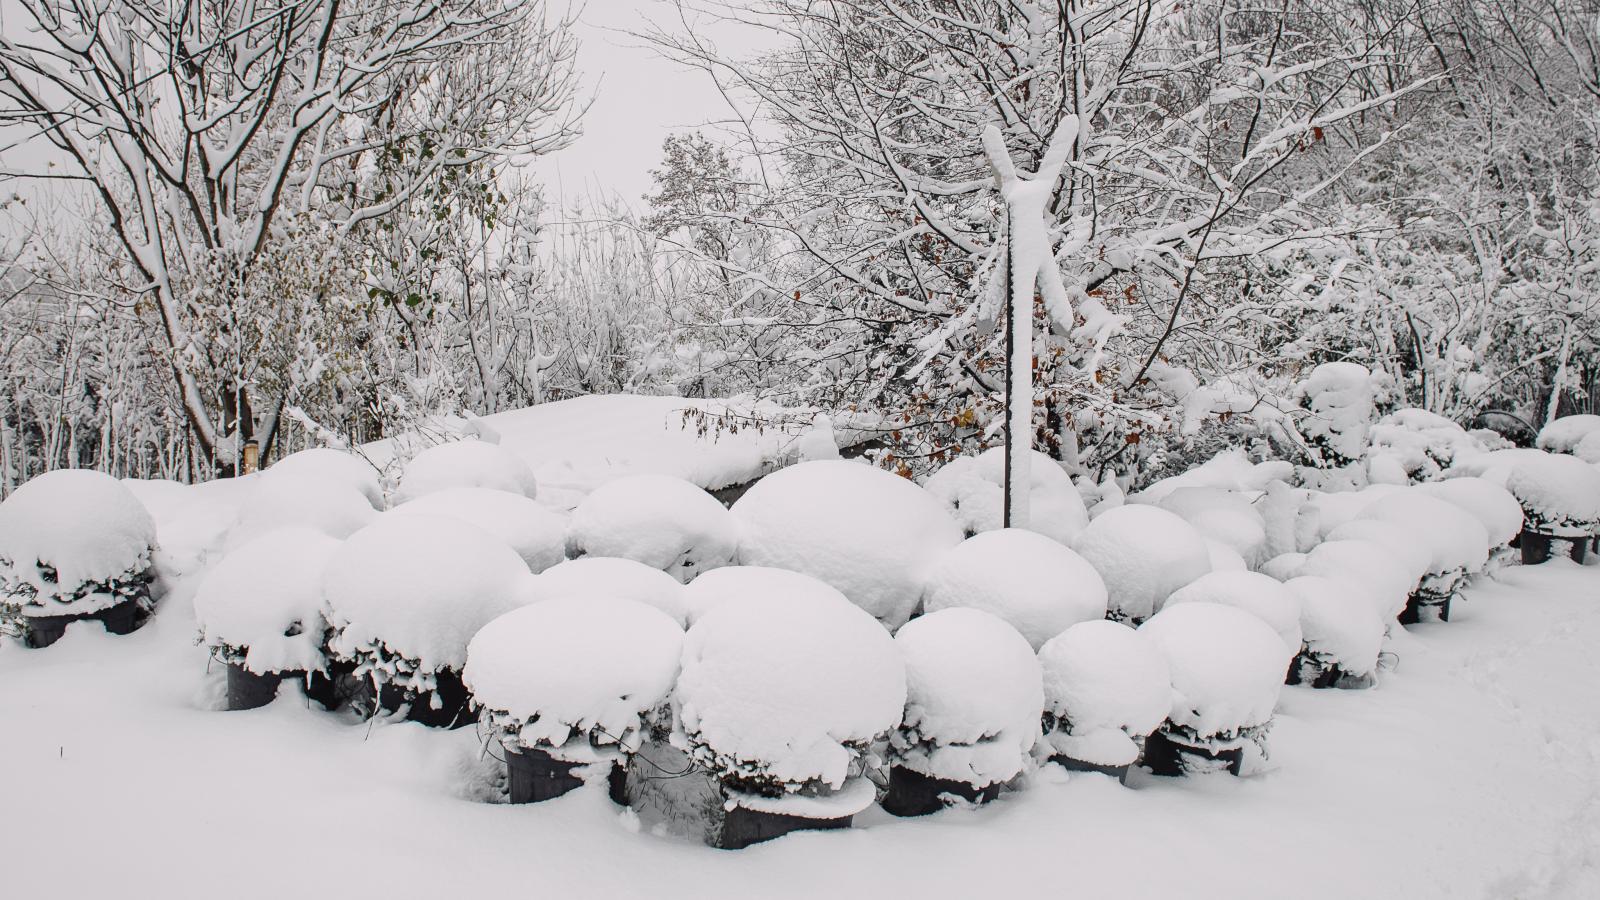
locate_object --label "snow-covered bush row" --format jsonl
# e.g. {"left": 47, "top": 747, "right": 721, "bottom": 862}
{"left": 731, "top": 460, "right": 963, "bottom": 628}
{"left": 1364, "top": 408, "right": 1487, "bottom": 484}
{"left": 889, "top": 608, "right": 1043, "bottom": 790}
{"left": 391, "top": 439, "right": 539, "bottom": 505}
{"left": 194, "top": 527, "right": 342, "bottom": 676}
{"left": 390, "top": 488, "right": 567, "bottom": 573}
{"left": 566, "top": 474, "right": 737, "bottom": 583}
{"left": 922, "top": 529, "right": 1107, "bottom": 649}
{"left": 1039, "top": 620, "right": 1171, "bottom": 769}
{"left": 1149, "top": 486, "right": 1268, "bottom": 569}
{"left": 922, "top": 447, "right": 1088, "bottom": 545}
{"left": 465, "top": 595, "right": 683, "bottom": 762}
{"left": 1073, "top": 504, "right": 1211, "bottom": 624}
{"left": 0, "top": 470, "right": 158, "bottom": 632}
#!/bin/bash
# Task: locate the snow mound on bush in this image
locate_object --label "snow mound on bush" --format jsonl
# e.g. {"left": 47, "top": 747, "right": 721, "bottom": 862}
{"left": 1152, "top": 486, "right": 1268, "bottom": 567}
{"left": 464, "top": 595, "right": 683, "bottom": 758}
{"left": 0, "top": 469, "right": 156, "bottom": 608}
{"left": 1366, "top": 408, "right": 1482, "bottom": 481}
{"left": 1358, "top": 492, "right": 1489, "bottom": 576}
{"left": 1206, "top": 539, "right": 1248, "bottom": 572}
{"left": 567, "top": 474, "right": 738, "bottom": 583}
{"left": 1132, "top": 448, "right": 1293, "bottom": 505}
{"left": 323, "top": 514, "right": 532, "bottom": 676}
{"left": 532, "top": 557, "right": 689, "bottom": 626}
{"left": 1039, "top": 620, "right": 1171, "bottom": 767}
{"left": 1307, "top": 483, "right": 1406, "bottom": 539}
{"left": 1502, "top": 453, "right": 1600, "bottom": 536}
{"left": 1574, "top": 431, "right": 1600, "bottom": 465}
{"left": 922, "top": 448, "right": 1089, "bottom": 545}
{"left": 1285, "top": 576, "right": 1385, "bottom": 680}
{"left": 923, "top": 529, "right": 1107, "bottom": 649}
{"left": 1298, "top": 539, "right": 1415, "bottom": 619}
{"left": 732, "top": 460, "right": 962, "bottom": 627}
{"left": 681, "top": 565, "right": 851, "bottom": 627}
{"left": 193, "top": 527, "right": 343, "bottom": 674}
{"left": 264, "top": 448, "right": 383, "bottom": 509}
{"left": 390, "top": 488, "right": 566, "bottom": 573}
{"left": 226, "top": 477, "right": 377, "bottom": 551}
{"left": 1259, "top": 552, "right": 1306, "bottom": 581}
{"left": 1138, "top": 602, "right": 1285, "bottom": 741}
{"left": 1325, "top": 519, "right": 1432, "bottom": 585}
{"left": 1415, "top": 478, "right": 1524, "bottom": 548}
{"left": 1536, "top": 414, "right": 1600, "bottom": 455}
{"left": 1164, "top": 571, "right": 1302, "bottom": 664}
{"left": 1073, "top": 504, "right": 1210, "bottom": 623}
{"left": 891, "top": 608, "right": 1043, "bottom": 786}
{"left": 1297, "top": 362, "right": 1387, "bottom": 463}
{"left": 392, "top": 440, "right": 538, "bottom": 505}
{"left": 676, "top": 592, "right": 906, "bottom": 793}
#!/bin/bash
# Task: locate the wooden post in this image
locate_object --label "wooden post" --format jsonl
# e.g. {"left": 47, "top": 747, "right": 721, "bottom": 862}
{"left": 241, "top": 439, "right": 260, "bottom": 475}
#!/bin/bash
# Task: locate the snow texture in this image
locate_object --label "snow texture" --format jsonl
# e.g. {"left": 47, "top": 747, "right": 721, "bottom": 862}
{"left": 1357, "top": 492, "right": 1490, "bottom": 576}
{"left": 676, "top": 591, "right": 906, "bottom": 793}
{"left": 464, "top": 595, "right": 683, "bottom": 760}
{"left": 322, "top": 514, "right": 533, "bottom": 677}
{"left": 1535, "top": 414, "right": 1600, "bottom": 455}
{"left": 566, "top": 474, "right": 738, "bottom": 583}
{"left": 1164, "top": 571, "right": 1303, "bottom": 665}
{"left": 225, "top": 476, "right": 377, "bottom": 551}
{"left": 1138, "top": 602, "right": 1285, "bottom": 743}
{"left": 1297, "top": 362, "right": 1386, "bottom": 463}
{"left": 891, "top": 608, "right": 1043, "bottom": 786}
{"left": 922, "top": 448, "right": 1089, "bottom": 545}
{"left": 1259, "top": 552, "right": 1307, "bottom": 581}
{"left": 1284, "top": 576, "right": 1385, "bottom": 679}
{"left": 392, "top": 439, "right": 539, "bottom": 505}
{"left": 1324, "top": 519, "right": 1433, "bottom": 585}
{"left": 264, "top": 448, "right": 384, "bottom": 509}
{"left": 1152, "top": 486, "right": 1268, "bottom": 568}
{"left": 532, "top": 557, "right": 689, "bottom": 626}
{"left": 731, "top": 460, "right": 963, "bottom": 627}
{"left": 922, "top": 528, "right": 1107, "bottom": 649}
{"left": 1365, "top": 408, "right": 1483, "bottom": 482}
{"left": 1072, "top": 504, "right": 1211, "bottom": 623}
{"left": 0, "top": 469, "right": 156, "bottom": 613}
{"left": 1298, "top": 539, "right": 1416, "bottom": 620}
{"left": 1501, "top": 452, "right": 1600, "bottom": 536}
{"left": 1132, "top": 448, "right": 1293, "bottom": 504}
{"left": 1307, "top": 483, "right": 1406, "bottom": 539}
{"left": 1039, "top": 620, "right": 1171, "bottom": 767}
{"left": 681, "top": 565, "right": 852, "bottom": 628}
{"left": 389, "top": 488, "right": 567, "bottom": 573}
{"left": 1414, "top": 478, "right": 1525, "bottom": 549}
{"left": 1206, "top": 539, "right": 1248, "bottom": 572}
{"left": 1574, "top": 430, "right": 1600, "bottom": 465}
{"left": 193, "top": 527, "right": 343, "bottom": 674}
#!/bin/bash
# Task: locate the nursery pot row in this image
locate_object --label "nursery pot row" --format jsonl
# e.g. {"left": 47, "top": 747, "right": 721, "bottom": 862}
{"left": 23, "top": 596, "right": 145, "bottom": 649}
{"left": 881, "top": 765, "right": 1002, "bottom": 817}
{"left": 1142, "top": 730, "right": 1243, "bottom": 777}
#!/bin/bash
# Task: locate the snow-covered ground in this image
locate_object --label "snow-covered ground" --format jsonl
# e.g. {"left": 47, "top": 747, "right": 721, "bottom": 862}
{"left": 3, "top": 559, "right": 1596, "bottom": 899}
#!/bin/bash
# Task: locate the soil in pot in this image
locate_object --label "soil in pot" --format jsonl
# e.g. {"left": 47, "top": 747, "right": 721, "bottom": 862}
{"left": 23, "top": 596, "right": 147, "bottom": 649}
{"left": 717, "top": 804, "right": 852, "bottom": 850}
{"left": 1142, "top": 729, "right": 1244, "bottom": 777}
{"left": 505, "top": 746, "right": 587, "bottom": 804}
{"left": 1048, "top": 754, "right": 1130, "bottom": 784}
{"left": 880, "top": 765, "right": 1002, "bottom": 817}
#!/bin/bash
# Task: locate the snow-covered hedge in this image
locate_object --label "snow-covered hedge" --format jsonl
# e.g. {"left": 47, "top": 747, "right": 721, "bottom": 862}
{"left": 1039, "top": 620, "right": 1171, "bottom": 768}
{"left": 391, "top": 439, "right": 539, "bottom": 505}
{"left": 1073, "top": 504, "right": 1210, "bottom": 624}
{"left": 922, "top": 448, "right": 1088, "bottom": 545}
{"left": 731, "top": 460, "right": 962, "bottom": 628}
{"left": 194, "top": 527, "right": 342, "bottom": 675}
{"left": 1138, "top": 602, "right": 1285, "bottom": 756}
{"left": 390, "top": 487, "right": 567, "bottom": 573}
{"left": 465, "top": 595, "right": 683, "bottom": 762}
{"left": 0, "top": 469, "right": 157, "bottom": 628}
{"left": 889, "top": 608, "right": 1042, "bottom": 788}
{"left": 532, "top": 557, "right": 689, "bottom": 626}
{"left": 566, "top": 474, "right": 737, "bottom": 583}
{"left": 1296, "top": 539, "right": 1417, "bottom": 621}
{"left": 1415, "top": 478, "right": 1524, "bottom": 556}
{"left": 922, "top": 528, "right": 1107, "bottom": 649}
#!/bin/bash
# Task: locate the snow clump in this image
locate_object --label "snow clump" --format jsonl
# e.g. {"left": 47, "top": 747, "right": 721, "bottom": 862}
{"left": 1297, "top": 539, "right": 1416, "bottom": 620}
{"left": 681, "top": 565, "right": 851, "bottom": 627}
{"left": 1502, "top": 452, "right": 1600, "bottom": 537}
{"left": 1295, "top": 362, "right": 1389, "bottom": 466}
{"left": 263, "top": 448, "right": 383, "bottom": 509}
{"left": 567, "top": 474, "right": 738, "bottom": 583}
{"left": 1535, "top": 414, "right": 1600, "bottom": 455}
{"left": 390, "top": 487, "right": 567, "bottom": 573}
{"left": 1163, "top": 571, "right": 1303, "bottom": 667}
{"left": 889, "top": 608, "right": 1043, "bottom": 788}
{"left": 225, "top": 475, "right": 376, "bottom": 550}
{"left": 1073, "top": 504, "right": 1210, "bottom": 624}
{"left": 923, "top": 448, "right": 1089, "bottom": 545}
{"left": 1138, "top": 602, "right": 1285, "bottom": 754}
{"left": 392, "top": 439, "right": 538, "bottom": 505}
{"left": 194, "top": 527, "right": 343, "bottom": 675}
{"left": 731, "top": 460, "right": 962, "bottom": 628}
{"left": 1415, "top": 477, "right": 1524, "bottom": 552}
{"left": 922, "top": 529, "right": 1107, "bottom": 649}
{"left": 533, "top": 557, "right": 689, "bottom": 626}
{"left": 1284, "top": 576, "right": 1385, "bottom": 688}
{"left": 1039, "top": 620, "right": 1171, "bottom": 768}
{"left": 1152, "top": 486, "right": 1268, "bottom": 568}
{"left": 1364, "top": 408, "right": 1484, "bottom": 482}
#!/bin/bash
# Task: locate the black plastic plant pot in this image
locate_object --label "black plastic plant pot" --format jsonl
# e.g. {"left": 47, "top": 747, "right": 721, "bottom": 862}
{"left": 1519, "top": 529, "right": 1588, "bottom": 565}
{"left": 1142, "top": 730, "right": 1244, "bottom": 777}
{"left": 880, "top": 765, "right": 1001, "bottom": 817}
{"left": 1287, "top": 650, "right": 1341, "bottom": 689}
{"left": 1048, "top": 754, "right": 1131, "bottom": 784}
{"left": 225, "top": 663, "right": 303, "bottom": 711}
{"left": 716, "top": 804, "right": 852, "bottom": 850}
{"left": 22, "top": 597, "right": 145, "bottom": 649}
{"left": 1399, "top": 591, "right": 1451, "bottom": 626}
{"left": 376, "top": 668, "right": 476, "bottom": 728}
{"left": 505, "top": 746, "right": 586, "bottom": 804}
{"left": 302, "top": 659, "right": 356, "bottom": 711}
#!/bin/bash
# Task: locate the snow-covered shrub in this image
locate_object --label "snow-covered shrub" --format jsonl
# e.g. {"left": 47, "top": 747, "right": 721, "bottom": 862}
{"left": 1574, "top": 431, "right": 1600, "bottom": 465}
{"left": 1415, "top": 477, "right": 1524, "bottom": 567}
{"left": 1364, "top": 408, "right": 1484, "bottom": 483}
{"left": 1294, "top": 362, "right": 1391, "bottom": 468}
{"left": 322, "top": 514, "right": 532, "bottom": 720}
{"left": 225, "top": 476, "right": 377, "bottom": 551}
{"left": 1535, "top": 414, "right": 1600, "bottom": 455}
{"left": 465, "top": 595, "right": 683, "bottom": 763}
{"left": 390, "top": 488, "right": 567, "bottom": 573}
{"left": 1205, "top": 540, "right": 1248, "bottom": 572}
{"left": 922, "top": 529, "right": 1107, "bottom": 649}
{"left": 731, "top": 460, "right": 962, "bottom": 628}
{"left": 194, "top": 527, "right": 342, "bottom": 676}
{"left": 0, "top": 470, "right": 157, "bottom": 638}
{"left": 1132, "top": 448, "right": 1294, "bottom": 504}
{"left": 1284, "top": 576, "right": 1385, "bottom": 689}
{"left": 1306, "top": 483, "right": 1407, "bottom": 540}
{"left": 264, "top": 448, "right": 384, "bottom": 509}
{"left": 888, "top": 608, "right": 1042, "bottom": 797}
{"left": 566, "top": 474, "right": 738, "bottom": 583}
{"left": 1163, "top": 571, "right": 1302, "bottom": 670}
{"left": 681, "top": 565, "right": 849, "bottom": 628}
{"left": 533, "top": 557, "right": 689, "bottom": 626}
{"left": 1358, "top": 492, "right": 1489, "bottom": 621}
{"left": 1501, "top": 453, "right": 1600, "bottom": 538}
{"left": 1297, "top": 539, "right": 1418, "bottom": 621}
{"left": 1038, "top": 620, "right": 1171, "bottom": 770}
{"left": 1151, "top": 486, "right": 1268, "bottom": 568}
{"left": 922, "top": 448, "right": 1089, "bottom": 545}
{"left": 391, "top": 439, "right": 538, "bottom": 505}
{"left": 1072, "top": 504, "right": 1210, "bottom": 624}
{"left": 675, "top": 590, "right": 904, "bottom": 810}
{"left": 1259, "top": 552, "right": 1307, "bottom": 581}
{"left": 1324, "top": 519, "right": 1433, "bottom": 587}
{"left": 1137, "top": 602, "right": 1286, "bottom": 773}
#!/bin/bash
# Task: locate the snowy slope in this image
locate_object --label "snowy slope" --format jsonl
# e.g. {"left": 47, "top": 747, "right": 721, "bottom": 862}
{"left": 2, "top": 561, "right": 1596, "bottom": 898}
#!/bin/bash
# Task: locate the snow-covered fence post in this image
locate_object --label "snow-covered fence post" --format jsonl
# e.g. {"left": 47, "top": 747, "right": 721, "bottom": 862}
{"left": 981, "top": 118, "right": 1079, "bottom": 528}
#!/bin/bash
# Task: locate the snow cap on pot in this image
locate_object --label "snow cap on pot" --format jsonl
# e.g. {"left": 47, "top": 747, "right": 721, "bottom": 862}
{"left": 566, "top": 473, "right": 738, "bottom": 583}
{"left": 1297, "top": 539, "right": 1417, "bottom": 621}
{"left": 391, "top": 438, "right": 538, "bottom": 505}
{"left": 1415, "top": 477, "right": 1524, "bottom": 560}
{"left": 262, "top": 448, "right": 384, "bottom": 509}
{"left": 1163, "top": 571, "right": 1303, "bottom": 669}
{"left": 1535, "top": 414, "right": 1600, "bottom": 456}
{"left": 922, "top": 528, "right": 1107, "bottom": 650}
{"left": 194, "top": 527, "right": 343, "bottom": 677}
{"left": 532, "top": 557, "right": 689, "bottom": 626}
{"left": 390, "top": 487, "right": 567, "bottom": 573}
{"left": 1502, "top": 452, "right": 1600, "bottom": 538}
{"left": 1072, "top": 504, "right": 1211, "bottom": 624}
{"left": 923, "top": 447, "right": 1089, "bottom": 546}
{"left": 1039, "top": 620, "right": 1171, "bottom": 770}
{"left": 682, "top": 565, "right": 851, "bottom": 628}
{"left": 730, "top": 459, "right": 963, "bottom": 628}
{"left": 1283, "top": 576, "right": 1385, "bottom": 689}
